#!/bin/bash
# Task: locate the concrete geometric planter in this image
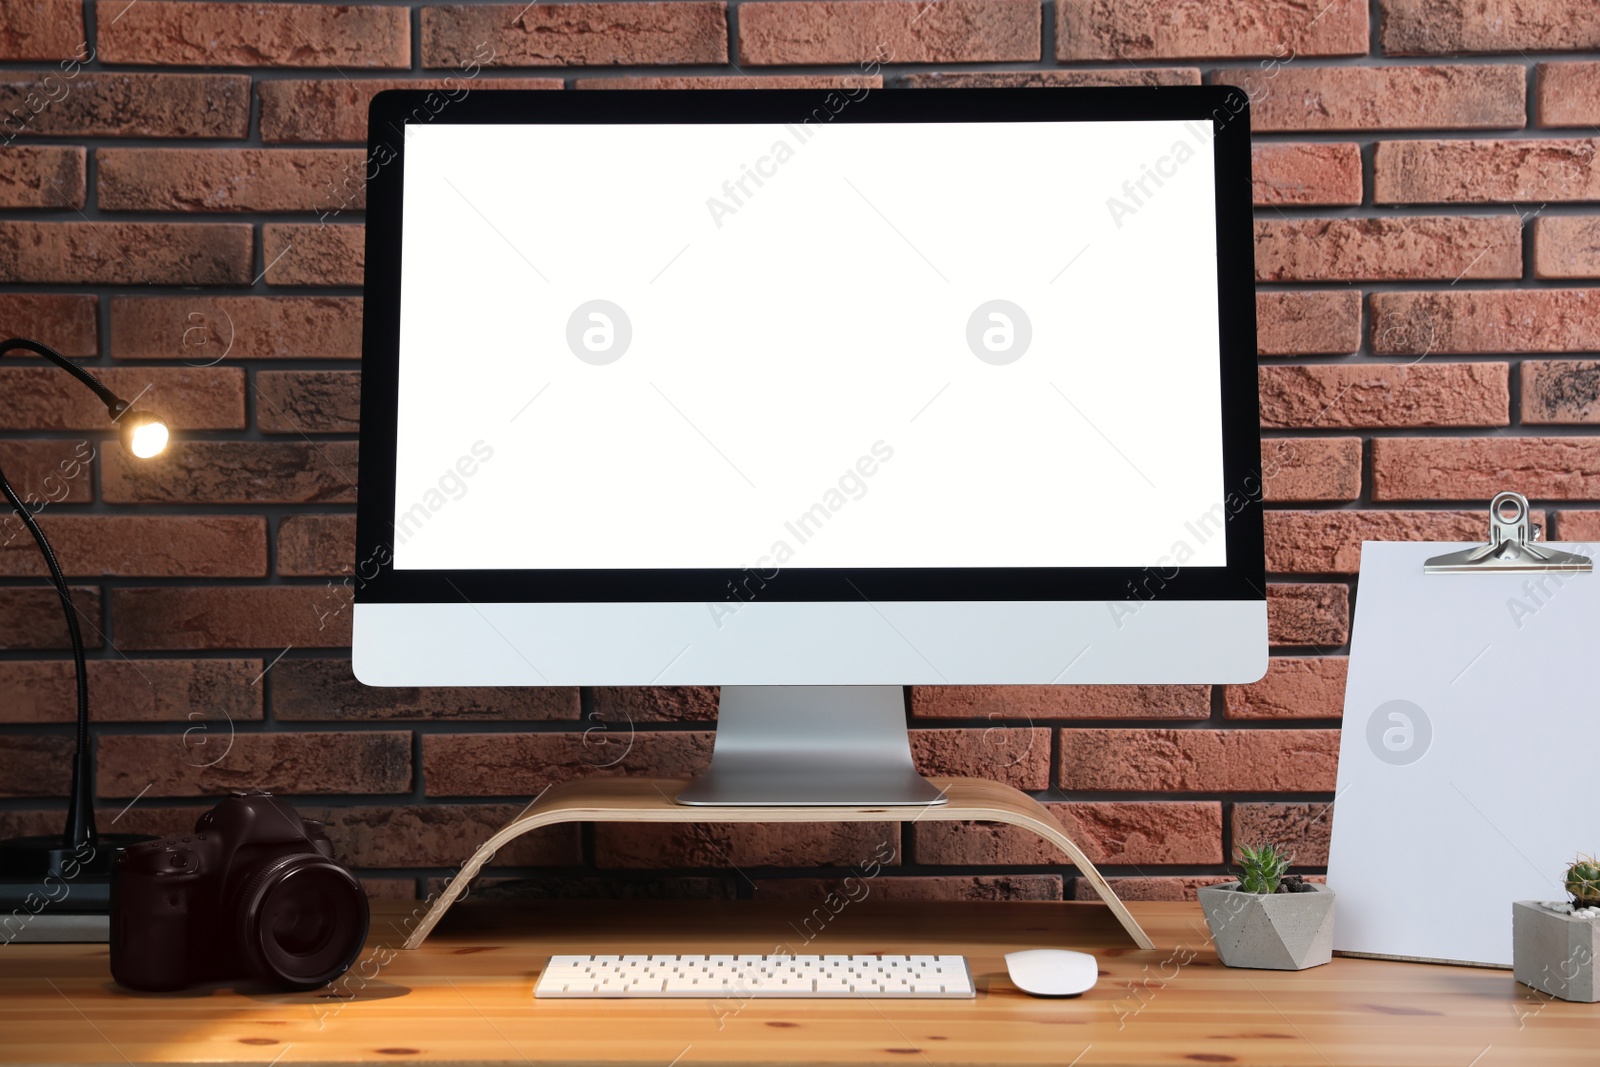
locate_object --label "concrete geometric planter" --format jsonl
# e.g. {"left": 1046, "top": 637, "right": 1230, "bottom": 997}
{"left": 1513, "top": 901, "right": 1600, "bottom": 1002}
{"left": 1197, "top": 881, "right": 1335, "bottom": 970}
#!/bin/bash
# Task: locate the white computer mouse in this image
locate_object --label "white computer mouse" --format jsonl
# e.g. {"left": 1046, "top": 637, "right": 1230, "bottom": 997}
{"left": 1004, "top": 949, "right": 1100, "bottom": 996}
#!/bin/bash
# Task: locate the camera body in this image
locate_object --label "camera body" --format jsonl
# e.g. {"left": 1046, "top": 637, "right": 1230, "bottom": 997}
{"left": 111, "top": 791, "right": 369, "bottom": 991}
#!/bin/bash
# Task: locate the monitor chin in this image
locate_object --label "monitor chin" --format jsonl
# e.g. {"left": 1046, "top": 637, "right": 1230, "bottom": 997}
{"left": 352, "top": 599, "right": 1267, "bottom": 687}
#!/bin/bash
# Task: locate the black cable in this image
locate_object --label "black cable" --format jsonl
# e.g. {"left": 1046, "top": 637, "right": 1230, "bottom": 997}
{"left": 0, "top": 337, "right": 125, "bottom": 414}
{"left": 0, "top": 471, "right": 95, "bottom": 848}
{"left": 0, "top": 337, "right": 125, "bottom": 850}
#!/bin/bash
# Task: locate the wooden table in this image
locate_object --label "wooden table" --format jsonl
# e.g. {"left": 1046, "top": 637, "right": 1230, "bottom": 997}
{"left": 3, "top": 899, "right": 1596, "bottom": 1066}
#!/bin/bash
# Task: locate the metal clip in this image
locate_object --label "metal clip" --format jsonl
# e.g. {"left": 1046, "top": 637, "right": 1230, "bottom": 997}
{"left": 1423, "top": 491, "right": 1593, "bottom": 574}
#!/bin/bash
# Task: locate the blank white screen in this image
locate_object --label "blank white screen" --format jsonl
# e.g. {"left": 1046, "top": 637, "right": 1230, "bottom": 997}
{"left": 394, "top": 119, "right": 1226, "bottom": 571}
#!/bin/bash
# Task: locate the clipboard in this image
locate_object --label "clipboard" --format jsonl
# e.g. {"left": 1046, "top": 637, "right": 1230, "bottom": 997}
{"left": 1327, "top": 493, "right": 1596, "bottom": 968}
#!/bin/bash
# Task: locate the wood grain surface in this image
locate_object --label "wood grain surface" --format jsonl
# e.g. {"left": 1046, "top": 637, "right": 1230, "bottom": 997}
{"left": 3, "top": 897, "right": 1596, "bottom": 1066}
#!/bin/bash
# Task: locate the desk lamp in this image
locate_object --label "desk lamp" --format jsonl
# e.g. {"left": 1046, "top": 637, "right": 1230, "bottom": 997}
{"left": 0, "top": 337, "right": 169, "bottom": 904}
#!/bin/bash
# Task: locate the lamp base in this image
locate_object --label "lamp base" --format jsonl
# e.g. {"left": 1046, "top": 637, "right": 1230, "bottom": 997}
{"left": 0, "top": 833, "right": 154, "bottom": 915}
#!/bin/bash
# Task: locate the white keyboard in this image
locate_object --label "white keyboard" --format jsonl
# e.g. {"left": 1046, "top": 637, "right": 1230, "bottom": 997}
{"left": 535, "top": 953, "right": 976, "bottom": 998}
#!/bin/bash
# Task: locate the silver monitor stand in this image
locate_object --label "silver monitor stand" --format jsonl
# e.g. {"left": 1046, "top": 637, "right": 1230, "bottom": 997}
{"left": 675, "top": 685, "right": 947, "bottom": 807}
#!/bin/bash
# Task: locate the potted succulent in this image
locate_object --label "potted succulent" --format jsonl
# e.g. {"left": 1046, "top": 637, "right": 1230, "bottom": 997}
{"left": 1512, "top": 854, "right": 1600, "bottom": 1002}
{"left": 1197, "top": 842, "right": 1334, "bottom": 970}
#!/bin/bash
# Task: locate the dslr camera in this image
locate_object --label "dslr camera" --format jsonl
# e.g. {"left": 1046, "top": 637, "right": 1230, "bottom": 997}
{"left": 110, "top": 791, "right": 369, "bottom": 991}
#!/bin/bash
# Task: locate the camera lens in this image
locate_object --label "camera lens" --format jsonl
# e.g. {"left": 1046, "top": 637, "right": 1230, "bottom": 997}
{"left": 267, "top": 881, "right": 336, "bottom": 955}
{"left": 237, "top": 856, "right": 369, "bottom": 989}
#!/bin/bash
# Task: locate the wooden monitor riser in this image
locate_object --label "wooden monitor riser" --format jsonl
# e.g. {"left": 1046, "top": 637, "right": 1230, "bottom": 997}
{"left": 400, "top": 776, "right": 1153, "bottom": 951}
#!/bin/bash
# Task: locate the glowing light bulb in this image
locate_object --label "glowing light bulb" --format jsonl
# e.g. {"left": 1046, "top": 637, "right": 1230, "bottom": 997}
{"left": 124, "top": 415, "right": 169, "bottom": 459}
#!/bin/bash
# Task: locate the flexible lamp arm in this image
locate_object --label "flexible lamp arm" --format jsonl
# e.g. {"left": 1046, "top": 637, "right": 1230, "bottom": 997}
{"left": 0, "top": 337, "right": 155, "bottom": 852}
{"left": 1, "top": 337, "right": 128, "bottom": 415}
{"left": 0, "top": 473, "right": 94, "bottom": 848}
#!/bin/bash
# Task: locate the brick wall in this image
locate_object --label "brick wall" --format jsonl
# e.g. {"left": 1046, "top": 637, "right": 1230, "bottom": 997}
{"left": 1, "top": 0, "right": 1597, "bottom": 905}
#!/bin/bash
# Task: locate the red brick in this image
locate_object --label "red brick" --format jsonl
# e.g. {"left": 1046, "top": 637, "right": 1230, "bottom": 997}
{"left": 31, "top": 801, "right": 575, "bottom": 868}
{"left": 1537, "top": 62, "right": 1600, "bottom": 128}
{"left": 1075, "top": 874, "right": 1326, "bottom": 901}
{"left": 1265, "top": 510, "right": 1512, "bottom": 575}
{"left": 1252, "top": 143, "right": 1362, "bottom": 206}
{"left": 1267, "top": 583, "right": 1349, "bottom": 647}
{"left": 0, "top": 659, "right": 262, "bottom": 723}
{"left": 1232, "top": 802, "right": 1332, "bottom": 865}
{"left": 103, "top": 441, "right": 357, "bottom": 505}
{"left": 0, "top": 366, "right": 244, "bottom": 431}
{"left": 1214, "top": 64, "right": 1524, "bottom": 132}
{"left": 111, "top": 586, "right": 355, "bottom": 649}
{"left": 596, "top": 821, "right": 898, "bottom": 869}
{"left": 1225, "top": 656, "right": 1347, "bottom": 720}
{"left": 741, "top": 0, "right": 1037, "bottom": 64}
{"left": 97, "top": 1, "right": 410, "bottom": 68}
{"left": 0, "top": 736, "right": 74, "bottom": 796}
{"left": 910, "top": 684, "right": 1209, "bottom": 720}
{"left": 896, "top": 69, "right": 1199, "bottom": 89}
{"left": 0, "top": 806, "right": 569, "bottom": 870}
{"left": 1058, "top": 728, "right": 1339, "bottom": 791}
{"left": 277, "top": 514, "right": 356, "bottom": 577}
{"left": 0, "top": 295, "right": 98, "bottom": 356}
{"left": 309, "top": 805, "right": 578, "bottom": 867}
{"left": 1259, "top": 363, "right": 1510, "bottom": 429}
{"left": 754, "top": 875, "right": 1062, "bottom": 901}
{"left": 578, "top": 74, "right": 883, "bottom": 89}
{"left": 1374, "top": 140, "right": 1600, "bottom": 204}
{"left": 425, "top": 873, "right": 739, "bottom": 901}
{"left": 1556, "top": 511, "right": 1600, "bottom": 542}
{"left": 1533, "top": 217, "right": 1600, "bottom": 279}
{"left": 0, "top": 516, "right": 265, "bottom": 577}
{"left": 98, "top": 731, "right": 411, "bottom": 798}
{"left": 1371, "top": 290, "right": 1600, "bottom": 355}
{"left": 1071, "top": 876, "right": 1231, "bottom": 902}
{"left": 359, "top": 878, "right": 417, "bottom": 901}
{"left": 1255, "top": 217, "right": 1520, "bottom": 283}
{"left": 256, "top": 370, "right": 360, "bottom": 434}
{"left": 1523, "top": 360, "right": 1600, "bottom": 424}
{"left": 423, "top": 4, "right": 727, "bottom": 68}
{"left": 111, "top": 296, "right": 362, "bottom": 360}
{"left": 0, "top": 72, "right": 251, "bottom": 138}
{"left": 912, "top": 802, "right": 1222, "bottom": 866}
{"left": 0, "top": 439, "right": 94, "bottom": 504}
{"left": 272, "top": 657, "right": 580, "bottom": 720}
{"left": 259, "top": 77, "right": 562, "bottom": 143}
{"left": 0, "top": 145, "right": 84, "bottom": 208}
{"left": 592, "top": 686, "right": 720, "bottom": 722}
{"left": 1261, "top": 438, "right": 1362, "bottom": 503}
{"left": 1057, "top": 0, "right": 1366, "bottom": 60}
{"left": 909, "top": 727, "right": 1050, "bottom": 789}
{"left": 0, "top": 586, "right": 101, "bottom": 650}
{"left": 262, "top": 224, "right": 364, "bottom": 286}
{"left": 0, "top": 0, "right": 84, "bottom": 60}
{"left": 1380, "top": 0, "right": 1600, "bottom": 55}
{"left": 0, "top": 221, "right": 251, "bottom": 285}
{"left": 423, "top": 731, "right": 714, "bottom": 795}
{"left": 0, "top": 805, "right": 207, "bottom": 844}
{"left": 97, "top": 147, "right": 365, "bottom": 213}
{"left": 1374, "top": 438, "right": 1600, "bottom": 501}
{"left": 1256, "top": 291, "right": 1361, "bottom": 356}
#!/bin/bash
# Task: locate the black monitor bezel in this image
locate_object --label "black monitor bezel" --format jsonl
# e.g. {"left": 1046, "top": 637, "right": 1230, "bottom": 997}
{"left": 356, "top": 86, "right": 1263, "bottom": 604}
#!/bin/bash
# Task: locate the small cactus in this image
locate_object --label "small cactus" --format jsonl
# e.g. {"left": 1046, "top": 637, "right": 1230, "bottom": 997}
{"left": 1235, "top": 842, "right": 1293, "bottom": 895}
{"left": 1567, "top": 854, "right": 1600, "bottom": 907}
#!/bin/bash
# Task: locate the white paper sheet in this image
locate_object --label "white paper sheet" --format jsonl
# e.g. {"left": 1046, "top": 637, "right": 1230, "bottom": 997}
{"left": 1328, "top": 540, "right": 1600, "bottom": 967}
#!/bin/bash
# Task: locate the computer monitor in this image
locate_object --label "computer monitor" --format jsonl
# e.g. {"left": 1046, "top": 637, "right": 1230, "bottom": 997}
{"left": 354, "top": 87, "right": 1265, "bottom": 807}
